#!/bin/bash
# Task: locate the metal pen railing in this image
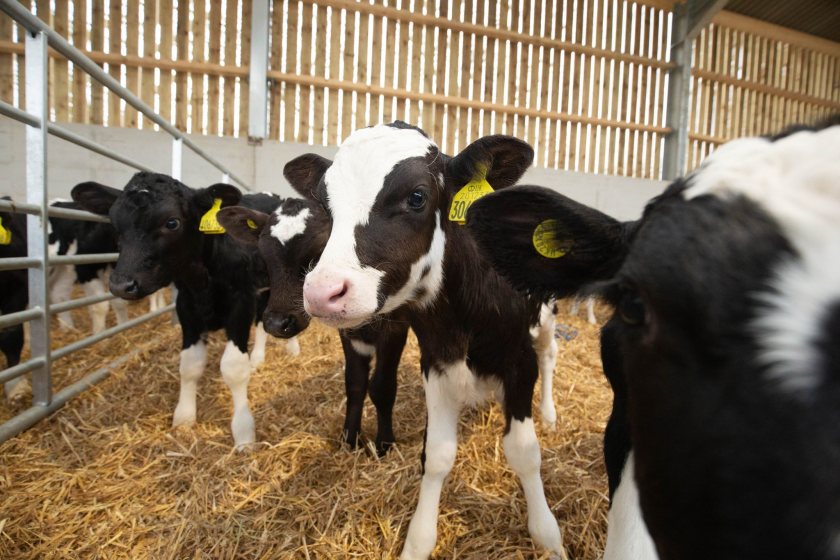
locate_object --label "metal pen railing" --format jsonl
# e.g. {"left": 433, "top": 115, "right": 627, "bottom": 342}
{"left": 0, "top": 1, "right": 251, "bottom": 443}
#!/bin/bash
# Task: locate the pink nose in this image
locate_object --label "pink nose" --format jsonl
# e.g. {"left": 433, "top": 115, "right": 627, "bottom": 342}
{"left": 304, "top": 279, "right": 349, "bottom": 317}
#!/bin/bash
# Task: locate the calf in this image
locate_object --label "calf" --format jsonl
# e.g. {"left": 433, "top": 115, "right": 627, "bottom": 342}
{"left": 48, "top": 199, "right": 129, "bottom": 333}
{"left": 71, "top": 174, "right": 293, "bottom": 448}
{"left": 290, "top": 123, "right": 565, "bottom": 559}
{"left": 467, "top": 120, "right": 840, "bottom": 560}
{"left": 218, "top": 189, "right": 410, "bottom": 455}
{"left": 0, "top": 204, "right": 29, "bottom": 403}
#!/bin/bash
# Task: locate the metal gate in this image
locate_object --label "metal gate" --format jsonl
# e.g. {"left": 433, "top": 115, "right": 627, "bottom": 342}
{"left": 0, "top": 0, "right": 251, "bottom": 443}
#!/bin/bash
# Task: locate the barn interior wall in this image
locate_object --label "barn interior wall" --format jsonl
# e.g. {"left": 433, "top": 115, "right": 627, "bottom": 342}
{"left": 0, "top": 118, "right": 666, "bottom": 220}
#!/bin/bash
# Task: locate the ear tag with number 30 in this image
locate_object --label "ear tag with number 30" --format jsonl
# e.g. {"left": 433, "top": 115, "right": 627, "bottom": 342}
{"left": 448, "top": 165, "right": 493, "bottom": 225}
{"left": 0, "top": 216, "right": 11, "bottom": 245}
{"left": 199, "top": 198, "right": 226, "bottom": 234}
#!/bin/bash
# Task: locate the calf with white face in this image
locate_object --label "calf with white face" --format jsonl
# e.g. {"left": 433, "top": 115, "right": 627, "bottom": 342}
{"left": 72, "top": 173, "right": 282, "bottom": 449}
{"left": 468, "top": 120, "right": 840, "bottom": 560}
{"left": 218, "top": 193, "right": 410, "bottom": 455}
{"left": 293, "top": 122, "right": 565, "bottom": 559}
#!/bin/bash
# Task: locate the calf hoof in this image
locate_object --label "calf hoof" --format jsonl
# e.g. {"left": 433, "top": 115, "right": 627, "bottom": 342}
{"left": 234, "top": 441, "right": 257, "bottom": 453}
{"left": 540, "top": 409, "right": 557, "bottom": 432}
{"left": 375, "top": 437, "right": 395, "bottom": 457}
{"left": 249, "top": 351, "right": 265, "bottom": 368}
{"left": 171, "top": 407, "right": 197, "bottom": 429}
{"left": 343, "top": 429, "right": 363, "bottom": 450}
{"left": 5, "top": 378, "right": 31, "bottom": 406}
{"left": 286, "top": 337, "right": 301, "bottom": 357}
{"left": 528, "top": 513, "right": 565, "bottom": 560}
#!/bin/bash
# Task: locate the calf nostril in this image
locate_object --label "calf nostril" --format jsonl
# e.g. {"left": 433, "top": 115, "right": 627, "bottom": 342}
{"left": 125, "top": 281, "right": 139, "bottom": 295}
{"left": 330, "top": 282, "right": 348, "bottom": 303}
{"left": 279, "top": 316, "right": 295, "bottom": 332}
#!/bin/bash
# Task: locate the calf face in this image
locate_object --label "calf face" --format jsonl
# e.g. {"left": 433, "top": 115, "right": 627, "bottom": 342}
{"left": 72, "top": 173, "right": 240, "bottom": 299}
{"left": 218, "top": 196, "right": 330, "bottom": 338}
{"left": 291, "top": 122, "right": 532, "bottom": 329}
{"left": 467, "top": 123, "right": 840, "bottom": 559}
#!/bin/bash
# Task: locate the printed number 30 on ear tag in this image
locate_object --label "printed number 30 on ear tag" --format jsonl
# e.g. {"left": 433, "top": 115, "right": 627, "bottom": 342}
{"left": 448, "top": 177, "right": 494, "bottom": 224}
{"left": 533, "top": 219, "right": 570, "bottom": 259}
{"left": 199, "top": 198, "right": 226, "bottom": 234}
{"left": 0, "top": 217, "right": 11, "bottom": 245}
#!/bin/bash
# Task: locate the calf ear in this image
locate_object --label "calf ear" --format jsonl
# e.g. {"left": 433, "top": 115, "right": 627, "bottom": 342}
{"left": 447, "top": 135, "right": 534, "bottom": 190}
{"left": 193, "top": 183, "right": 242, "bottom": 213}
{"left": 467, "top": 185, "right": 630, "bottom": 297}
{"left": 217, "top": 206, "right": 269, "bottom": 246}
{"left": 284, "top": 154, "right": 332, "bottom": 201}
{"left": 71, "top": 182, "right": 121, "bottom": 215}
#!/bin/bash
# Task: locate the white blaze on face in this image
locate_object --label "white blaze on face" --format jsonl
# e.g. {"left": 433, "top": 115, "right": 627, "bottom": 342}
{"left": 270, "top": 206, "right": 310, "bottom": 245}
{"left": 305, "top": 124, "right": 438, "bottom": 326}
{"left": 685, "top": 126, "right": 840, "bottom": 393}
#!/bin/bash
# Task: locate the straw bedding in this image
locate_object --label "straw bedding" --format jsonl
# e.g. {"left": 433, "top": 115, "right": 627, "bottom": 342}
{"left": 0, "top": 297, "right": 613, "bottom": 559}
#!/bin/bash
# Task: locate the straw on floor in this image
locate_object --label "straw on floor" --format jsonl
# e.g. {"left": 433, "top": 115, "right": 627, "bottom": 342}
{"left": 0, "top": 298, "right": 612, "bottom": 559}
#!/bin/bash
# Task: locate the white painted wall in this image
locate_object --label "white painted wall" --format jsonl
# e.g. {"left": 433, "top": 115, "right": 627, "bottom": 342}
{"left": 0, "top": 119, "right": 667, "bottom": 220}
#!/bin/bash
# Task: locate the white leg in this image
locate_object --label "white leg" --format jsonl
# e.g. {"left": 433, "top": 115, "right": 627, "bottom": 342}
{"left": 149, "top": 290, "right": 166, "bottom": 312}
{"left": 82, "top": 278, "right": 110, "bottom": 334}
{"left": 111, "top": 298, "right": 129, "bottom": 325}
{"left": 586, "top": 297, "right": 597, "bottom": 325}
{"left": 503, "top": 418, "right": 565, "bottom": 558}
{"left": 250, "top": 322, "right": 267, "bottom": 367}
{"left": 569, "top": 298, "right": 580, "bottom": 316}
{"left": 4, "top": 376, "right": 31, "bottom": 405}
{"left": 172, "top": 341, "right": 207, "bottom": 428}
{"left": 531, "top": 304, "right": 558, "bottom": 429}
{"left": 49, "top": 265, "right": 76, "bottom": 329}
{"left": 401, "top": 369, "right": 462, "bottom": 560}
{"left": 286, "top": 335, "right": 300, "bottom": 357}
{"left": 603, "top": 452, "right": 659, "bottom": 560}
{"left": 221, "top": 341, "right": 256, "bottom": 449}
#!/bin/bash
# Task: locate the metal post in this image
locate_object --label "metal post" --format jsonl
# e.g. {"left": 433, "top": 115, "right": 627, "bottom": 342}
{"left": 248, "top": 0, "right": 270, "bottom": 141}
{"left": 222, "top": 172, "right": 230, "bottom": 184}
{"left": 662, "top": 4, "right": 691, "bottom": 180}
{"left": 25, "top": 30, "right": 51, "bottom": 406}
{"left": 171, "top": 137, "right": 183, "bottom": 181}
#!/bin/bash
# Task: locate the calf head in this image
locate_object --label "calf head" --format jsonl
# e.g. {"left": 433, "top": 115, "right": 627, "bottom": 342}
{"left": 467, "top": 122, "right": 840, "bottom": 559}
{"left": 72, "top": 173, "right": 241, "bottom": 299}
{"left": 218, "top": 193, "right": 330, "bottom": 338}
{"left": 291, "top": 122, "right": 533, "bottom": 329}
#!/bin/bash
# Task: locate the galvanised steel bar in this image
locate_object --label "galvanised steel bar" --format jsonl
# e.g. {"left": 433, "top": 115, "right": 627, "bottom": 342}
{"left": 0, "top": 198, "right": 110, "bottom": 223}
{"left": 0, "top": 307, "right": 42, "bottom": 329}
{"left": 0, "top": 0, "right": 252, "bottom": 191}
{"left": 24, "top": 29, "right": 51, "bottom": 407}
{"left": 0, "top": 357, "right": 47, "bottom": 385}
{"left": 0, "top": 100, "right": 153, "bottom": 173}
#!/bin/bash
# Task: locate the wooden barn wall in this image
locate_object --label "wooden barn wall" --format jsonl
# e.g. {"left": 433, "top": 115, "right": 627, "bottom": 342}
{"left": 0, "top": 0, "right": 837, "bottom": 180}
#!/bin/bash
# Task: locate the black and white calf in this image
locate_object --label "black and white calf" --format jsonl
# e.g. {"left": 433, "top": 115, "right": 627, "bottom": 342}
{"left": 218, "top": 189, "right": 410, "bottom": 455}
{"left": 71, "top": 174, "right": 294, "bottom": 448}
{"left": 0, "top": 204, "right": 29, "bottom": 403}
{"left": 468, "top": 120, "right": 840, "bottom": 560}
{"left": 48, "top": 199, "right": 129, "bottom": 333}
{"left": 289, "top": 123, "right": 564, "bottom": 559}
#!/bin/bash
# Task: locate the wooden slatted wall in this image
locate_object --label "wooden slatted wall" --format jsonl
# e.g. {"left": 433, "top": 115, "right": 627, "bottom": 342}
{"left": 0, "top": 1, "right": 838, "bottom": 179}
{"left": 688, "top": 11, "right": 840, "bottom": 170}
{"left": 267, "top": 0, "right": 673, "bottom": 178}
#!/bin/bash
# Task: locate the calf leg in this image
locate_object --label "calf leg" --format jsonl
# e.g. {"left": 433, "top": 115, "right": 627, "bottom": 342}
{"left": 369, "top": 324, "right": 408, "bottom": 455}
{"left": 531, "top": 303, "right": 558, "bottom": 429}
{"left": 401, "top": 364, "right": 462, "bottom": 560}
{"left": 586, "top": 296, "right": 597, "bottom": 325}
{"left": 49, "top": 265, "right": 76, "bottom": 329}
{"left": 340, "top": 333, "right": 373, "bottom": 449}
{"left": 2, "top": 325, "right": 28, "bottom": 404}
{"left": 221, "top": 339, "right": 255, "bottom": 449}
{"left": 285, "top": 335, "right": 301, "bottom": 356}
{"left": 250, "top": 322, "right": 268, "bottom": 367}
{"left": 504, "top": 360, "right": 565, "bottom": 558}
{"left": 82, "top": 277, "right": 110, "bottom": 334}
{"left": 172, "top": 339, "right": 207, "bottom": 428}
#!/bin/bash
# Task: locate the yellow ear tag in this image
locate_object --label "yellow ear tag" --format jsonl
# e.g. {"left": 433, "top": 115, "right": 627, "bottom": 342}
{"left": 0, "top": 216, "right": 11, "bottom": 245}
{"left": 199, "top": 198, "right": 226, "bottom": 234}
{"left": 448, "top": 166, "right": 493, "bottom": 224}
{"left": 532, "top": 219, "right": 570, "bottom": 259}
{"left": 246, "top": 219, "right": 258, "bottom": 230}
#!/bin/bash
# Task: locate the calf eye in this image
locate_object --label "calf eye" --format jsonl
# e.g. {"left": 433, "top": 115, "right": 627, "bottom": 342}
{"left": 165, "top": 218, "right": 181, "bottom": 231}
{"left": 618, "top": 291, "right": 647, "bottom": 326}
{"left": 407, "top": 189, "right": 427, "bottom": 211}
